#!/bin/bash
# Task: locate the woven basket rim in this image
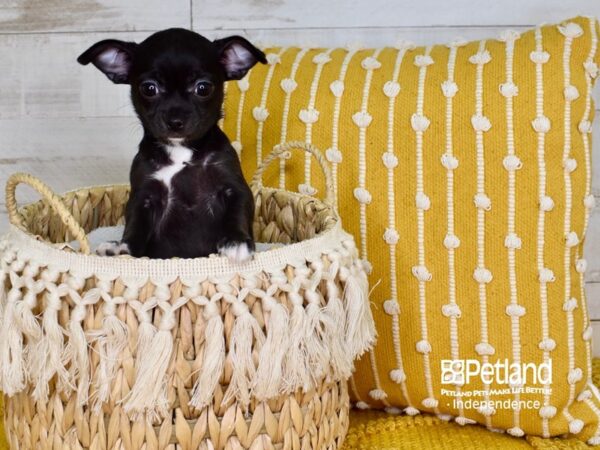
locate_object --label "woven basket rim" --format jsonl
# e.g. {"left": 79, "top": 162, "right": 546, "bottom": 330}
{"left": 8, "top": 183, "right": 348, "bottom": 279}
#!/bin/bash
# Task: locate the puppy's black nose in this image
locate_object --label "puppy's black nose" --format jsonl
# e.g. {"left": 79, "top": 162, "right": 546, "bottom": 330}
{"left": 166, "top": 118, "right": 184, "bottom": 131}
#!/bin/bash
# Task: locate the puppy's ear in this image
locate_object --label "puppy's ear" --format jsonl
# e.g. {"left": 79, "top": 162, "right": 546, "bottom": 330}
{"left": 77, "top": 39, "right": 138, "bottom": 84}
{"left": 213, "top": 36, "right": 267, "bottom": 80}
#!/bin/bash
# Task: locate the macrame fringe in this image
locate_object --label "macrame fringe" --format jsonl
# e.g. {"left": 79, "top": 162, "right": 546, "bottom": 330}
{"left": 134, "top": 321, "right": 157, "bottom": 370}
{"left": 342, "top": 263, "right": 377, "bottom": 357}
{"left": 282, "top": 291, "right": 311, "bottom": 393}
{"left": 323, "top": 287, "right": 352, "bottom": 379}
{"left": 222, "top": 302, "right": 265, "bottom": 409}
{"left": 89, "top": 314, "right": 128, "bottom": 412}
{"left": 64, "top": 319, "right": 91, "bottom": 406}
{"left": 189, "top": 302, "right": 225, "bottom": 409}
{"left": 1, "top": 297, "right": 25, "bottom": 395}
{"left": 253, "top": 299, "right": 289, "bottom": 400}
{"left": 123, "top": 325, "right": 172, "bottom": 421}
{"left": 303, "top": 293, "right": 331, "bottom": 383}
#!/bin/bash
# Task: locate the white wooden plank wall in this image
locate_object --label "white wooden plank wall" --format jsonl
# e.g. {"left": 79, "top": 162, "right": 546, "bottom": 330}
{"left": 1, "top": 0, "right": 600, "bottom": 352}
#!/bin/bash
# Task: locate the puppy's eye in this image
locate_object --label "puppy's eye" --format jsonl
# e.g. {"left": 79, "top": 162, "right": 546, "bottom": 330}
{"left": 140, "top": 81, "right": 159, "bottom": 98}
{"left": 194, "top": 81, "right": 214, "bottom": 98}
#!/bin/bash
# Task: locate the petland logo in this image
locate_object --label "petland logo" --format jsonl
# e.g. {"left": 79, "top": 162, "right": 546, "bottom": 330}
{"left": 441, "top": 359, "right": 553, "bottom": 386}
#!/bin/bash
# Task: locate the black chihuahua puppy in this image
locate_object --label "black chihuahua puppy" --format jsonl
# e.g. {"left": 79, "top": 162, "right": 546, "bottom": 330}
{"left": 78, "top": 29, "right": 266, "bottom": 261}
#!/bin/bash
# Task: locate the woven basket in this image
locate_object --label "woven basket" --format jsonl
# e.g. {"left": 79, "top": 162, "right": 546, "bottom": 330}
{"left": 0, "top": 142, "right": 375, "bottom": 450}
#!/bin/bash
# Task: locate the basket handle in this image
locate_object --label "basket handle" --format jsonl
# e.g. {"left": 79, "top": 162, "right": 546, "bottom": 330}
{"left": 5, "top": 173, "right": 91, "bottom": 254}
{"left": 251, "top": 141, "right": 336, "bottom": 207}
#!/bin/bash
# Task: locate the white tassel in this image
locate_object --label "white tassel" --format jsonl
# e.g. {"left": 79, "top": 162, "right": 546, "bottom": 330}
{"left": 65, "top": 312, "right": 91, "bottom": 406}
{"left": 303, "top": 294, "right": 331, "bottom": 384}
{"left": 124, "top": 297, "right": 185, "bottom": 421}
{"left": 189, "top": 299, "right": 225, "bottom": 409}
{"left": 323, "top": 284, "right": 352, "bottom": 379}
{"left": 253, "top": 289, "right": 289, "bottom": 400}
{"left": 1, "top": 281, "right": 25, "bottom": 395}
{"left": 222, "top": 291, "right": 265, "bottom": 410}
{"left": 282, "top": 290, "right": 311, "bottom": 393}
{"left": 89, "top": 293, "right": 128, "bottom": 412}
{"left": 341, "top": 263, "right": 376, "bottom": 358}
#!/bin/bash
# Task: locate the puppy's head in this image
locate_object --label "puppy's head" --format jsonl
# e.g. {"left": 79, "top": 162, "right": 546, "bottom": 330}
{"left": 78, "top": 29, "right": 266, "bottom": 142}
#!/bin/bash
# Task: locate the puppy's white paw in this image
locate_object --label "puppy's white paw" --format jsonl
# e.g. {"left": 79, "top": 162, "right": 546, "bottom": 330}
{"left": 96, "top": 241, "right": 130, "bottom": 256}
{"left": 218, "top": 241, "right": 254, "bottom": 264}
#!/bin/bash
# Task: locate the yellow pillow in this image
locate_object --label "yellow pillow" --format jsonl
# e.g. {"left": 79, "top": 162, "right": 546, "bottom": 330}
{"left": 221, "top": 16, "right": 600, "bottom": 444}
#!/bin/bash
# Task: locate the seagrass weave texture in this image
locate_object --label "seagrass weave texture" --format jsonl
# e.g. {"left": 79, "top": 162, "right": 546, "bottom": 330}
{"left": 0, "top": 143, "right": 376, "bottom": 449}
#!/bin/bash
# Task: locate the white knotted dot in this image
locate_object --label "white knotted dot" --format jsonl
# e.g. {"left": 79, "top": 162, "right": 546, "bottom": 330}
{"left": 473, "top": 267, "right": 493, "bottom": 284}
{"left": 383, "top": 228, "right": 399, "bottom": 245}
{"left": 576, "top": 258, "right": 588, "bottom": 273}
{"left": 539, "top": 268, "right": 556, "bottom": 283}
{"left": 584, "top": 194, "right": 596, "bottom": 209}
{"left": 383, "top": 299, "right": 400, "bottom": 315}
{"left": 326, "top": 147, "right": 343, "bottom": 164}
{"left": 390, "top": 369, "right": 406, "bottom": 383}
{"left": 558, "top": 22, "right": 583, "bottom": 38}
{"left": 443, "top": 234, "right": 460, "bottom": 249}
{"left": 579, "top": 120, "right": 592, "bottom": 133}
{"left": 383, "top": 81, "right": 401, "bottom": 98}
{"left": 589, "top": 437, "right": 600, "bottom": 446}
{"left": 499, "top": 82, "right": 519, "bottom": 97}
{"left": 506, "top": 304, "right": 526, "bottom": 317}
{"left": 538, "top": 338, "right": 556, "bottom": 352}
{"left": 266, "top": 53, "right": 280, "bottom": 65}
{"left": 422, "top": 398, "right": 438, "bottom": 409}
{"left": 414, "top": 54, "right": 433, "bottom": 67}
{"left": 237, "top": 78, "right": 249, "bottom": 92}
{"left": 405, "top": 406, "right": 420, "bottom": 416}
{"left": 416, "top": 339, "right": 432, "bottom": 354}
{"left": 569, "top": 419, "right": 585, "bottom": 435}
{"left": 411, "top": 114, "right": 430, "bottom": 132}
{"left": 539, "top": 405, "right": 557, "bottom": 419}
{"left": 299, "top": 108, "right": 319, "bottom": 124}
{"left": 416, "top": 192, "right": 431, "bottom": 210}
{"left": 498, "top": 29, "right": 521, "bottom": 42}
{"left": 564, "top": 85, "right": 580, "bottom": 100}
{"left": 441, "top": 80, "right": 458, "bottom": 98}
{"left": 578, "top": 390, "right": 593, "bottom": 401}
{"left": 583, "top": 325, "right": 593, "bottom": 341}
{"left": 456, "top": 416, "right": 477, "bottom": 426}
{"left": 352, "top": 111, "right": 372, "bottom": 128}
{"left": 564, "top": 158, "right": 578, "bottom": 173}
{"left": 475, "top": 342, "right": 495, "bottom": 356}
{"left": 471, "top": 115, "right": 491, "bottom": 132}
{"left": 280, "top": 78, "right": 297, "bottom": 93}
{"left": 382, "top": 151, "right": 398, "bottom": 169}
{"left": 474, "top": 193, "right": 491, "bottom": 210}
{"left": 503, "top": 155, "right": 522, "bottom": 171}
{"left": 252, "top": 106, "right": 269, "bottom": 122}
{"left": 540, "top": 195, "right": 555, "bottom": 211}
{"left": 442, "top": 303, "right": 461, "bottom": 318}
{"left": 532, "top": 115, "right": 551, "bottom": 133}
{"left": 504, "top": 233, "right": 522, "bottom": 249}
{"left": 507, "top": 427, "right": 525, "bottom": 438}
{"left": 530, "top": 50, "right": 550, "bottom": 64}
{"left": 441, "top": 153, "right": 459, "bottom": 170}
{"left": 469, "top": 50, "right": 491, "bottom": 65}
{"left": 369, "top": 389, "right": 387, "bottom": 400}
{"left": 385, "top": 407, "right": 402, "bottom": 415}
{"left": 361, "top": 56, "right": 381, "bottom": 70}
{"left": 355, "top": 401, "right": 370, "bottom": 410}
{"left": 412, "top": 265, "right": 432, "bottom": 282}
{"left": 329, "top": 80, "right": 344, "bottom": 97}
{"left": 231, "top": 141, "right": 242, "bottom": 153}
{"left": 478, "top": 406, "right": 496, "bottom": 417}
{"left": 563, "top": 297, "right": 578, "bottom": 312}
{"left": 585, "top": 60, "right": 599, "bottom": 78}
{"left": 565, "top": 231, "right": 580, "bottom": 247}
{"left": 568, "top": 367, "right": 583, "bottom": 385}
{"left": 353, "top": 187, "right": 372, "bottom": 204}
{"left": 361, "top": 259, "right": 373, "bottom": 274}
{"left": 312, "top": 52, "right": 331, "bottom": 64}
{"left": 298, "top": 183, "right": 317, "bottom": 196}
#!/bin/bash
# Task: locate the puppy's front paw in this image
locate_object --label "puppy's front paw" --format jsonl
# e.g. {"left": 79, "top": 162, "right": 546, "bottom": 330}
{"left": 218, "top": 239, "right": 254, "bottom": 264}
{"left": 96, "top": 241, "right": 130, "bottom": 256}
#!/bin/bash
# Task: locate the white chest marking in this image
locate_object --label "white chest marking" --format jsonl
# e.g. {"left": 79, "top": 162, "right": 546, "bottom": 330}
{"left": 152, "top": 143, "right": 193, "bottom": 189}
